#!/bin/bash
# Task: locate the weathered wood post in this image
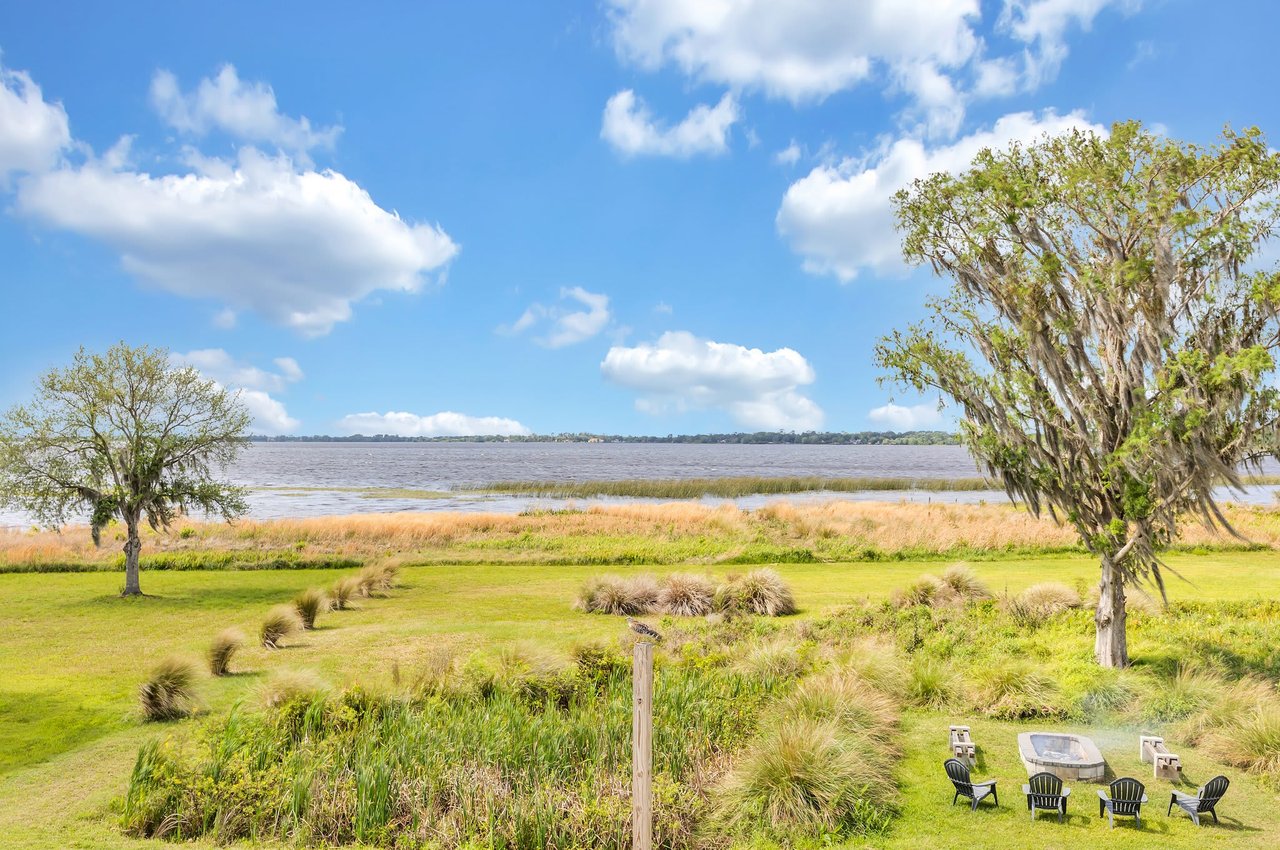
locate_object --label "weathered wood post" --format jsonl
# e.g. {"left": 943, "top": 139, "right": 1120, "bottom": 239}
{"left": 632, "top": 640, "right": 654, "bottom": 850}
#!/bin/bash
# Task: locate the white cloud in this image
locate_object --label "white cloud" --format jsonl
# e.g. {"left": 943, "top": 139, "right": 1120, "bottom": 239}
{"left": 607, "top": 0, "right": 980, "bottom": 104}
{"left": 150, "top": 65, "right": 340, "bottom": 158}
{"left": 17, "top": 146, "right": 458, "bottom": 335}
{"left": 172, "top": 348, "right": 303, "bottom": 434}
{"left": 776, "top": 110, "right": 1105, "bottom": 281}
{"left": 601, "top": 89, "right": 739, "bottom": 158}
{"left": 336, "top": 411, "right": 532, "bottom": 437}
{"left": 212, "top": 307, "right": 238, "bottom": 329}
{"left": 774, "top": 141, "right": 801, "bottom": 166}
{"left": 503, "top": 286, "right": 612, "bottom": 348}
{"left": 601, "top": 330, "right": 823, "bottom": 431}
{"left": 237, "top": 389, "right": 300, "bottom": 434}
{"left": 868, "top": 401, "right": 943, "bottom": 430}
{"left": 997, "top": 0, "right": 1139, "bottom": 90}
{"left": 0, "top": 60, "right": 71, "bottom": 184}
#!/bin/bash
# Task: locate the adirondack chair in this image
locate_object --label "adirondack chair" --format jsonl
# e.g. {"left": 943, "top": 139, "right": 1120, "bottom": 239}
{"left": 944, "top": 758, "right": 998, "bottom": 811}
{"left": 1022, "top": 771, "right": 1071, "bottom": 822}
{"left": 1168, "top": 775, "right": 1230, "bottom": 825}
{"left": 1097, "top": 777, "right": 1148, "bottom": 828}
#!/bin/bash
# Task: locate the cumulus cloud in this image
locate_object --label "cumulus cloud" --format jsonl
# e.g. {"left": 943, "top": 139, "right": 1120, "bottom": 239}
{"left": 602, "top": 89, "right": 739, "bottom": 158}
{"left": 503, "top": 286, "right": 612, "bottom": 348}
{"left": 601, "top": 331, "right": 823, "bottom": 431}
{"left": 0, "top": 59, "right": 71, "bottom": 184}
{"left": 172, "top": 348, "right": 303, "bottom": 434}
{"left": 868, "top": 401, "right": 943, "bottom": 430}
{"left": 17, "top": 146, "right": 458, "bottom": 335}
{"left": 776, "top": 110, "right": 1104, "bottom": 281}
{"left": 607, "top": 0, "right": 980, "bottom": 104}
{"left": 336, "top": 411, "right": 531, "bottom": 437}
{"left": 150, "top": 65, "right": 340, "bottom": 158}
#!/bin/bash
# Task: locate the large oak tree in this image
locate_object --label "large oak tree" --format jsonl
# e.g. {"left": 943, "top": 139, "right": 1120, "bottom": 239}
{"left": 0, "top": 344, "right": 250, "bottom": 595}
{"left": 877, "top": 122, "right": 1280, "bottom": 667}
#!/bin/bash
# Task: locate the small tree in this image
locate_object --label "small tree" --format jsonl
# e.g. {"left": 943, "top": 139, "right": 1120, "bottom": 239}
{"left": 876, "top": 122, "right": 1280, "bottom": 667}
{"left": 0, "top": 343, "right": 250, "bottom": 595}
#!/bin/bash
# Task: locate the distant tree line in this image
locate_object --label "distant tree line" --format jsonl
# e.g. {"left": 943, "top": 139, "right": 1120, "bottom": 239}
{"left": 248, "top": 430, "right": 960, "bottom": 445}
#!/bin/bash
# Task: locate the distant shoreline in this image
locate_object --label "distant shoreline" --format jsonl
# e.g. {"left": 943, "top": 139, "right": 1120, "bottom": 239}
{"left": 248, "top": 430, "right": 961, "bottom": 445}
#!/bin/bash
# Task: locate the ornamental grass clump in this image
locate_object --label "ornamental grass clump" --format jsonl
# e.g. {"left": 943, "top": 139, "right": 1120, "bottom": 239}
{"left": 294, "top": 588, "right": 327, "bottom": 630}
{"left": 259, "top": 669, "right": 329, "bottom": 709}
{"left": 712, "top": 669, "right": 899, "bottom": 842}
{"left": 717, "top": 568, "right": 796, "bottom": 616}
{"left": 658, "top": 572, "right": 715, "bottom": 616}
{"left": 358, "top": 560, "right": 402, "bottom": 596}
{"left": 207, "top": 628, "right": 244, "bottom": 677}
{"left": 968, "top": 661, "right": 1060, "bottom": 720}
{"left": 574, "top": 574, "right": 660, "bottom": 615}
{"left": 939, "top": 565, "right": 990, "bottom": 601}
{"left": 1008, "top": 582, "right": 1082, "bottom": 624}
{"left": 139, "top": 657, "right": 199, "bottom": 721}
{"left": 330, "top": 575, "right": 361, "bottom": 610}
{"left": 260, "top": 605, "right": 302, "bottom": 649}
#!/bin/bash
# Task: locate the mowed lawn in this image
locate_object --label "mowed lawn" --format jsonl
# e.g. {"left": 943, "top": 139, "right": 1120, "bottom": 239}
{"left": 2, "top": 551, "right": 1279, "bottom": 849}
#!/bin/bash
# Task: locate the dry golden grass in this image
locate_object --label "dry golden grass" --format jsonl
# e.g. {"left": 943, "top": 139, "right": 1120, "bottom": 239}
{"left": 5, "top": 499, "right": 1280, "bottom": 569}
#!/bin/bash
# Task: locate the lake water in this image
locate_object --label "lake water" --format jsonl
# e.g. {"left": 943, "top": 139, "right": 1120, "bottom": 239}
{"left": 2, "top": 442, "right": 1277, "bottom": 526}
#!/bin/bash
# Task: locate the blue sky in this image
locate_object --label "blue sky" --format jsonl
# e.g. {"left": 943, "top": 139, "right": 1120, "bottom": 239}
{"left": 0, "top": 0, "right": 1276, "bottom": 436}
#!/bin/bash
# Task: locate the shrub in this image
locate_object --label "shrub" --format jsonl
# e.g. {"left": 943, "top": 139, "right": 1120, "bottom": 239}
{"left": 294, "top": 588, "right": 327, "bottom": 630}
{"left": 718, "top": 568, "right": 796, "bottom": 616}
{"left": 139, "top": 657, "right": 199, "bottom": 721}
{"left": 207, "top": 628, "right": 245, "bottom": 677}
{"left": 574, "top": 574, "right": 660, "bottom": 615}
{"left": 261, "top": 605, "right": 303, "bottom": 649}
{"left": 330, "top": 576, "right": 361, "bottom": 610}
{"left": 939, "top": 565, "right": 990, "bottom": 601}
{"left": 712, "top": 717, "right": 894, "bottom": 840}
{"left": 259, "top": 669, "right": 329, "bottom": 709}
{"left": 658, "top": 572, "right": 715, "bottom": 616}
{"left": 969, "top": 661, "right": 1059, "bottom": 719}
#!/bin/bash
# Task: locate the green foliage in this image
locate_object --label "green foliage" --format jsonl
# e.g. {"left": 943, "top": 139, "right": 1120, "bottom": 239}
{"left": 0, "top": 343, "right": 251, "bottom": 595}
{"left": 878, "top": 121, "right": 1280, "bottom": 666}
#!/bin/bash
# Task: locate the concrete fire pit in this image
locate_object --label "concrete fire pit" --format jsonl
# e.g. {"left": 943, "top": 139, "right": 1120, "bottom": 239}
{"left": 1017, "top": 732, "right": 1105, "bottom": 782}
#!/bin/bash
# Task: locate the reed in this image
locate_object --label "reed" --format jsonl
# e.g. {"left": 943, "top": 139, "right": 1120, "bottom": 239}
{"left": 471, "top": 475, "right": 996, "bottom": 498}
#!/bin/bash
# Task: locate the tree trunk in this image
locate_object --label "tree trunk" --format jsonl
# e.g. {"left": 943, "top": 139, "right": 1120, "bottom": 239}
{"left": 122, "top": 519, "right": 142, "bottom": 597}
{"left": 1094, "top": 554, "right": 1127, "bottom": 668}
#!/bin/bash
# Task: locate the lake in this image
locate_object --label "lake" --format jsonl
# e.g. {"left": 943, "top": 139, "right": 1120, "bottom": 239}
{"left": 2, "top": 442, "right": 1277, "bottom": 526}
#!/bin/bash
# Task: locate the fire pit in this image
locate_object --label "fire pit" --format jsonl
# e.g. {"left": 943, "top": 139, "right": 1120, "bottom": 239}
{"left": 1017, "top": 732, "right": 1105, "bottom": 782}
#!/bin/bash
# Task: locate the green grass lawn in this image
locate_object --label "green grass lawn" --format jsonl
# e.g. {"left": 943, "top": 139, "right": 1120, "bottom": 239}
{"left": 1, "top": 551, "right": 1278, "bottom": 848}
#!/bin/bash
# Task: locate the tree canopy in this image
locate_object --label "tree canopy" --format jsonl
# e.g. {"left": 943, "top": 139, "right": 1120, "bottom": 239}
{"left": 0, "top": 343, "right": 250, "bottom": 595}
{"left": 876, "top": 122, "right": 1280, "bottom": 667}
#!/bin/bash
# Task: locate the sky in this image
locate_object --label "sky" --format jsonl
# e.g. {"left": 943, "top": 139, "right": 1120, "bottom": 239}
{"left": 0, "top": 0, "right": 1277, "bottom": 437}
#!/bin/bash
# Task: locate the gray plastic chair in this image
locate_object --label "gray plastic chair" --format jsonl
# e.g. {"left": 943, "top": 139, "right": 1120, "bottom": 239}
{"left": 944, "top": 758, "right": 998, "bottom": 811}
{"left": 1022, "top": 771, "right": 1071, "bottom": 822}
{"left": 1168, "top": 775, "right": 1229, "bottom": 825}
{"left": 1097, "top": 777, "right": 1147, "bottom": 828}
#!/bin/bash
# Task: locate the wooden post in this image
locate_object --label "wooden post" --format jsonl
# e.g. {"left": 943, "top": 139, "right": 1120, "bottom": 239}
{"left": 632, "top": 641, "right": 653, "bottom": 850}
